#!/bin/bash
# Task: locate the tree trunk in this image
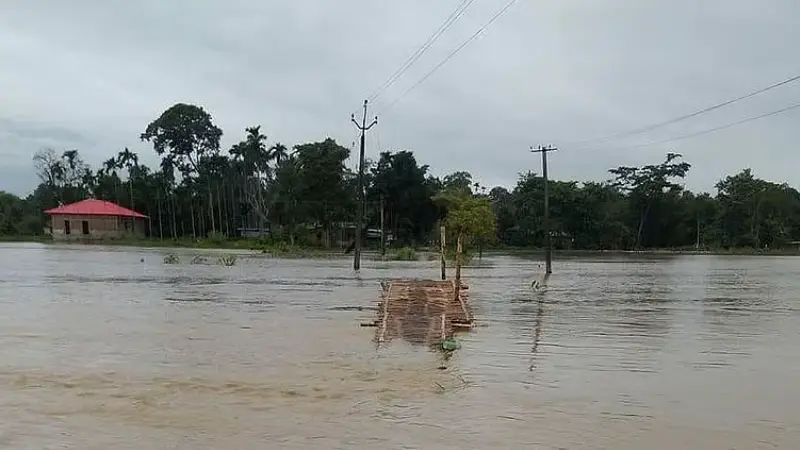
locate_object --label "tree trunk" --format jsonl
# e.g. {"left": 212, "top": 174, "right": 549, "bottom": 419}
{"left": 200, "top": 205, "right": 206, "bottom": 236}
{"left": 170, "top": 193, "right": 177, "bottom": 239}
{"left": 216, "top": 183, "right": 224, "bottom": 236}
{"left": 752, "top": 196, "right": 762, "bottom": 248}
{"left": 636, "top": 202, "right": 652, "bottom": 249}
{"left": 129, "top": 180, "right": 134, "bottom": 210}
{"left": 207, "top": 184, "right": 216, "bottom": 234}
{"left": 695, "top": 214, "right": 700, "bottom": 249}
{"left": 157, "top": 193, "right": 163, "bottom": 240}
{"left": 179, "top": 201, "right": 185, "bottom": 237}
{"left": 242, "top": 173, "right": 248, "bottom": 228}
{"left": 190, "top": 201, "right": 197, "bottom": 238}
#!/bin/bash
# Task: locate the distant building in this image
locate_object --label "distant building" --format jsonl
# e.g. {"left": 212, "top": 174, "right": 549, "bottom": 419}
{"left": 44, "top": 199, "right": 148, "bottom": 240}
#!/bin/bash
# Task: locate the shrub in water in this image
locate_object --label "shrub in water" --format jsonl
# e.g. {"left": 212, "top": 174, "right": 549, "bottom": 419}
{"left": 217, "top": 254, "right": 238, "bottom": 266}
{"left": 390, "top": 247, "right": 418, "bottom": 261}
{"left": 163, "top": 254, "right": 180, "bottom": 264}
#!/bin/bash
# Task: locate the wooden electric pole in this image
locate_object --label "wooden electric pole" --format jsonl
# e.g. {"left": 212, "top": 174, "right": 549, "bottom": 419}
{"left": 351, "top": 100, "right": 378, "bottom": 271}
{"left": 531, "top": 145, "right": 557, "bottom": 274}
{"left": 380, "top": 193, "right": 386, "bottom": 256}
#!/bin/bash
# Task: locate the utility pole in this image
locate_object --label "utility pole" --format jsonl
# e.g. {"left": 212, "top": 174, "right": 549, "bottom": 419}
{"left": 351, "top": 100, "right": 378, "bottom": 271}
{"left": 531, "top": 145, "right": 557, "bottom": 274}
{"left": 380, "top": 193, "right": 386, "bottom": 256}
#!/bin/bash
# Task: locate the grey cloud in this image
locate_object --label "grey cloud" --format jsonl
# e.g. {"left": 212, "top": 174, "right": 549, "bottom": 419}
{"left": 1, "top": 0, "right": 799, "bottom": 196}
{"left": 0, "top": 118, "right": 92, "bottom": 146}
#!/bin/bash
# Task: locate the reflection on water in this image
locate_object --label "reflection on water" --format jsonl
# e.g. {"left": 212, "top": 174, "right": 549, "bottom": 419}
{"left": 0, "top": 243, "right": 799, "bottom": 449}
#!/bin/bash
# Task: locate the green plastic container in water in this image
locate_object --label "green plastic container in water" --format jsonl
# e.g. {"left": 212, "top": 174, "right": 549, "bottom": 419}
{"left": 441, "top": 337, "right": 460, "bottom": 351}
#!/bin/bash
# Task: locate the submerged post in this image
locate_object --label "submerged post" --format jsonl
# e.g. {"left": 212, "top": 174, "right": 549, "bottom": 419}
{"left": 531, "top": 145, "right": 557, "bottom": 274}
{"left": 454, "top": 231, "right": 463, "bottom": 300}
{"left": 351, "top": 100, "right": 378, "bottom": 271}
{"left": 542, "top": 149, "right": 551, "bottom": 274}
{"left": 440, "top": 225, "right": 447, "bottom": 280}
{"left": 380, "top": 193, "right": 386, "bottom": 256}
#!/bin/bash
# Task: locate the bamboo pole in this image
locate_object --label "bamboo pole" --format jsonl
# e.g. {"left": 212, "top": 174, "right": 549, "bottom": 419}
{"left": 454, "top": 231, "right": 463, "bottom": 301}
{"left": 440, "top": 225, "right": 447, "bottom": 280}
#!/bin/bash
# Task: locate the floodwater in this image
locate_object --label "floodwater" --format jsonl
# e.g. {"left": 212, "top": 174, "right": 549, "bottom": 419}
{"left": 0, "top": 243, "right": 798, "bottom": 449}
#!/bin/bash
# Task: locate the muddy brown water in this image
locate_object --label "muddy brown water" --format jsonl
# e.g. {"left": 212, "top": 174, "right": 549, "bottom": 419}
{"left": 0, "top": 243, "right": 798, "bottom": 449}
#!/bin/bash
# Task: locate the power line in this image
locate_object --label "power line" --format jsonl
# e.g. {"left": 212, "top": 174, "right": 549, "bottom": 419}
{"left": 623, "top": 101, "right": 800, "bottom": 149}
{"left": 367, "top": 0, "right": 477, "bottom": 103}
{"left": 567, "top": 73, "right": 800, "bottom": 147}
{"left": 382, "top": 0, "right": 520, "bottom": 112}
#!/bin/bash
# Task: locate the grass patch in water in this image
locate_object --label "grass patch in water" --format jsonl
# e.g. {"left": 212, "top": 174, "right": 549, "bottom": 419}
{"left": 163, "top": 254, "right": 180, "bottom": 264}
{"left": 389, "top": 247, "right": 418, "bottom": 261}
{"left": 217, "top": 254, "right": 238, "bottom": 266}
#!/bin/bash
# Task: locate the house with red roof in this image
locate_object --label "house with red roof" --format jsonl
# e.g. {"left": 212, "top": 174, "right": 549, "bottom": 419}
{"left": 44, "top": 199, "right": 148, "bottom": 240}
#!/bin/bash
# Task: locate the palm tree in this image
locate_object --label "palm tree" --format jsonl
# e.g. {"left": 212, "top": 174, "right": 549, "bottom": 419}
{"left": 273, "top": 155, "right": 301, "bottom": 245}
{"left": 103, "top": 158, "right": 118, "bottom": 176}
{"left": 270, "top": 142, "right": 288, "bottom": 165}
{"left": 117, "top": 147, "right": 139, "bottom": 209}
{"left": 102, "top": 157, "right": 121, "bottom": 204}
{"left": 230, "top": 126, "right": 271, "bottom": 230}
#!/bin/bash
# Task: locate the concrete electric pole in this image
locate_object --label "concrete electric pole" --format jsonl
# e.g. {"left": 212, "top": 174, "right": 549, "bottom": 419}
{"left": 531, "top": 145, "right": 557, "bottom": 274}
{"left": 351, "top": 100, "right": 378, "bottom": 271}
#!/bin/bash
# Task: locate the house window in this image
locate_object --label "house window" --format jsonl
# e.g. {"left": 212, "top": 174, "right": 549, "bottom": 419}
{"left": 64, "top": 220, "right": 71, "bottom": 235}
{"left": 82, "top": 220, "right": 90, "bottom": 235}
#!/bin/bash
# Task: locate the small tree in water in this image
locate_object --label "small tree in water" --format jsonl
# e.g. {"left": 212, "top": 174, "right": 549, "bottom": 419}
{"left": 436, "top": 191, "right": 496, "bottom": 259}
{"left": 435, "top": 191, "right": 495, "bottom": 298}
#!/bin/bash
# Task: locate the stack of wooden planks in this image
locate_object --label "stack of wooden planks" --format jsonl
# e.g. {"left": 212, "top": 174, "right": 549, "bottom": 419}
{"left": 364, "top": 279, "right": 473, "bottom": 347}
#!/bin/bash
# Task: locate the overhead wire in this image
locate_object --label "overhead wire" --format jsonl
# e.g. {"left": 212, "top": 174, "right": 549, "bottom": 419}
{"left": 381, "top": 0, "right": 520, "bottom": 113}
{"left": 367, "top": 0, "right": 478, "bottom": 103}
{"left": 565, "top": 73, "right": 800, "bottom": 148}
{"left": 618, "top": 101, "right": 800, "bottom": 149}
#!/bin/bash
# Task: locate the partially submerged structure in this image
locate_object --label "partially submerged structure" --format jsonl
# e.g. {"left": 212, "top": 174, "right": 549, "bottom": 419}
{"left": 363, "top": 227, "right": 475, "bottom": 349}
{"left": 369, "top": 279, "right": 473, "bottom": 348}
{"left": 45, "top": 199, "right": 148, "bottom": 240}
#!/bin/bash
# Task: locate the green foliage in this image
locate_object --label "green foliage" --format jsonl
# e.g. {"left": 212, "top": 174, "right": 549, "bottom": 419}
{"left": 0, "top": 191, "right": 43, "bottom": 235}
{"left": 207, "top": 231, "right": 226, "bottom": 244}
{"left": 442, "top": 171, "right": 474, "bottom": 194}
{"left": 293, "top": 139, "right": 353, "bottom": 242}
{"left": 190, "top": 255, "right": 207, "bottom": 264}
{"left": 163, "top": 254, "right": 180, "bottom": 264}
{"left": 609, "top": 153, "right": 692, "bottom": 247}
{"left": 368, "top": 151, "right": 440, "bottom": 245}
{"left": 217, "top": 254, "right": 238, "bottom": 266}
{"left": 437, "top": 191, "right": 496, "bottom": 242}
{"left": 140, "top": 103, "right": 222, "bottom": 177}
{"left": 229, "top": 126, "right": 270, "bottom": 176}
{"left": 715, "top": 169, "right": 800, "bottom": 248}
{"left": 7, "top": 105, "right": 800, "bottom": 255}
{"left": 389, "top": 246, "right": 418, "bottom": 261}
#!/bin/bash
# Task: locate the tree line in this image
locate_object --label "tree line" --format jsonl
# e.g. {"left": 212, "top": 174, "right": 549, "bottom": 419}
{"left": 2, "top": 102, "right": 799, "bottom": 250}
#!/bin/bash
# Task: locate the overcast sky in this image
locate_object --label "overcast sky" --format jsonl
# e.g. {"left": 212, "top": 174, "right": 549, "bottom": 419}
{"left": 2, "top": 0, "right": 799, "bottom": 196}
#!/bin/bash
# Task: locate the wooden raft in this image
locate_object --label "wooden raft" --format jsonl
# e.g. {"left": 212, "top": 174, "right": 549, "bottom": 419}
{"left": 369, "top": 279, "right": 473, "bottom": 346}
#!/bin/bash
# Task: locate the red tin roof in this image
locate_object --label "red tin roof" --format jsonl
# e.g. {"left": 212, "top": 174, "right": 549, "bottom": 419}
{"left": 44, "top": 199, "right": 148, "bottom": 218}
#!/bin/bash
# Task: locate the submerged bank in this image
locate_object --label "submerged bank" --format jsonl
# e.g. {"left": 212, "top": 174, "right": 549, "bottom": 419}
{"left": 2, "top": 235, "right": 799, "bottom": 257}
